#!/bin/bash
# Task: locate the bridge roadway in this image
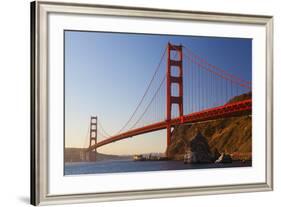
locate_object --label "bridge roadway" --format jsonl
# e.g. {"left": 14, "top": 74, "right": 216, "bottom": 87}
{"left": 87, "top": 99, "right": 252, "bottom": 152}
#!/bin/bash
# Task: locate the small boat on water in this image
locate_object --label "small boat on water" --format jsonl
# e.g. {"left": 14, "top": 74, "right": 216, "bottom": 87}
{"left": 133, "top": 154, "right": 145, "bottom": 161}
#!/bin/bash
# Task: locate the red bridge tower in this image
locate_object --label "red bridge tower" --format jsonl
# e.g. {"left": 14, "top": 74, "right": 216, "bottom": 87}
{"left": 89, "top": 116, "right": 97, "bottom": 161}
{"left": 166, "top": 43, "right": 184, "bottom": 156}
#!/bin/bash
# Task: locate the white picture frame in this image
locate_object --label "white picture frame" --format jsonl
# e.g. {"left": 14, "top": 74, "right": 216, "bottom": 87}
{"left": 30, "top": 1, "right": 273, "bottom": 205}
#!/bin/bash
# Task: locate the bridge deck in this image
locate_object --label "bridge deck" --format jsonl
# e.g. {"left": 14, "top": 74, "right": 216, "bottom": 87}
{"left": 87, "top": 99, "right": 252, "bottom": 151}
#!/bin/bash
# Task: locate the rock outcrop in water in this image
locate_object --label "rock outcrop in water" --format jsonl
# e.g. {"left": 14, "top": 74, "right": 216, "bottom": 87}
{"left": 188, "top": 132, "right": 214, "bottom": 163}
{"left": 215, "top": 153, "right": 232, "bottom": 163}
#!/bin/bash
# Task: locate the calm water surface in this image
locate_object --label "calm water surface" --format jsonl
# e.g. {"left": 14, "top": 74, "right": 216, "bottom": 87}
{"left": 64, "top": 159, "right": 251, "bottom": 175}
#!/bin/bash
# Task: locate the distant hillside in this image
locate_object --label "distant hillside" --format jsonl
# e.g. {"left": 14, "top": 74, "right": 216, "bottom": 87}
{"left": 167, "top": 92, "right": 252, "bottom": 161}
{"left": 64, "top": 148, "right": 131, "bottom": 162}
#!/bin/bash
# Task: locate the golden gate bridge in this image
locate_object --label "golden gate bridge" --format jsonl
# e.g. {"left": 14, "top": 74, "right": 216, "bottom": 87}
{"left": 84, "top": 43, "right": 252, "bottom": 161}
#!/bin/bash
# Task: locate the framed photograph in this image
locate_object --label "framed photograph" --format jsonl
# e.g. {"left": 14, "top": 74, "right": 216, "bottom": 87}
{"left": 31, "top": 1, "right": 273, "bottom": 205}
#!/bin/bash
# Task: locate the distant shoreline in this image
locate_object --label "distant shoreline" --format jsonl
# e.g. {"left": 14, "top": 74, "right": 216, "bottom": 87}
{"left": 64, "top": 148, "right": 132, "bottom": 162}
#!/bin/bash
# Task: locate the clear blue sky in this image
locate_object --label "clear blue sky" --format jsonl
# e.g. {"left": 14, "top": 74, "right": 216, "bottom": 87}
{"left": 64, "top": 30, "right": 252, "bottom": 155}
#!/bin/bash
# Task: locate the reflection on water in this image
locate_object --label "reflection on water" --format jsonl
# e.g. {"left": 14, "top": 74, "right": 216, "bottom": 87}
{"left": 64, "top": 159, "right": 252, "bottom": 175}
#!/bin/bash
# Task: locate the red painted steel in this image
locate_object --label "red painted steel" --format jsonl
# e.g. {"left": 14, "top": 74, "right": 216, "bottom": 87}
{"left": 87, "top": 43, "right": 252, "bottom": 154}
{"left": 183, "top": 46, "right": 251, "bottom": 88}
{"left": 87, "top": 99, "right": 252, "bottom": 152}
{"left": 89, "top": 116, "right": 97, "bottom": 161}
{"left": 166, "top": 43, "right": 183, "bottom": 152}
{"left": 184, "top": 51, "right": 251, "bottom": 90}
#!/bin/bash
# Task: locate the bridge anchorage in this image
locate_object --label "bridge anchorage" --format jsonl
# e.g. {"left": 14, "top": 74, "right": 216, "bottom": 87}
{"left": 86, "top": 42, "right": 252, "bottom": 161}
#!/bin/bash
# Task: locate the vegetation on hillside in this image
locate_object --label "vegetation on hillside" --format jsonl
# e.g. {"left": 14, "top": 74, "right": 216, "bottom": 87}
{"left": 167, "top": 92, "right": 252, "bottom": 161}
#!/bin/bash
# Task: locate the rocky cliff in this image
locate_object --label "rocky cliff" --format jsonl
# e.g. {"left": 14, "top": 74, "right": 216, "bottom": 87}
{"left": 167, "top": 93, "right": 252, "bottom": 161}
